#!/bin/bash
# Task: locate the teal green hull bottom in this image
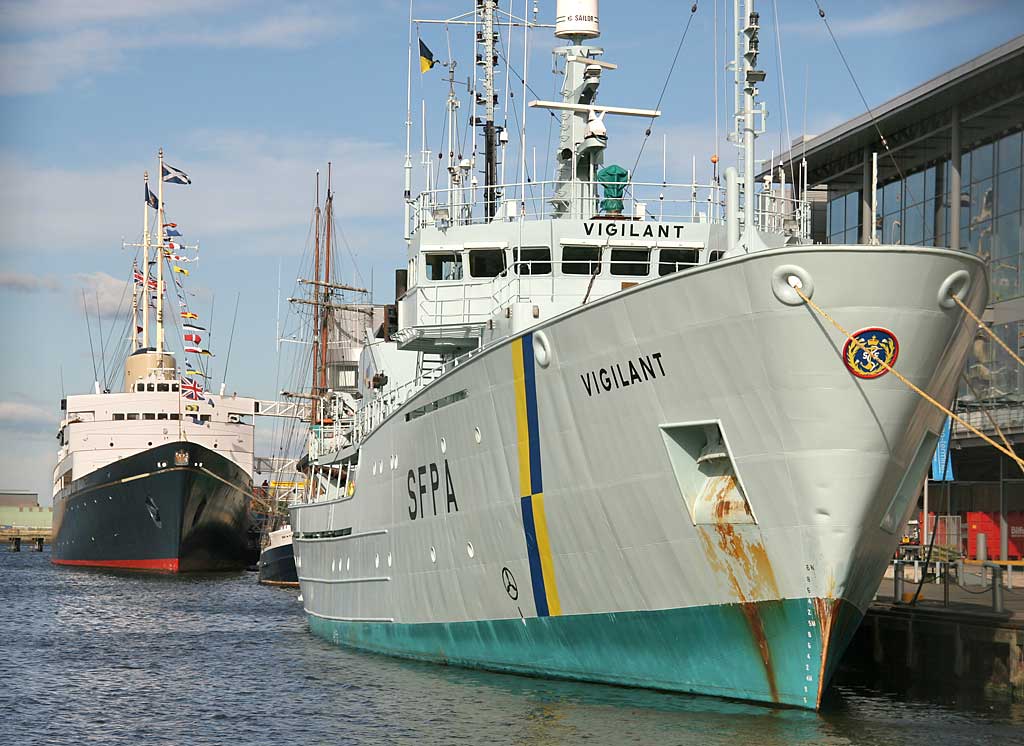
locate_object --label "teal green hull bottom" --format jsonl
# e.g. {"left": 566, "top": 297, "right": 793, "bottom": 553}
{"left": 306, "top": 597, "right": 863, "bottom": 709}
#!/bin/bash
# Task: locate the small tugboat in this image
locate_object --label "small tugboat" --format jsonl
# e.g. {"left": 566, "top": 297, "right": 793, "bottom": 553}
{"left": 51, "top": 150, "right": 258, "bottom": 572}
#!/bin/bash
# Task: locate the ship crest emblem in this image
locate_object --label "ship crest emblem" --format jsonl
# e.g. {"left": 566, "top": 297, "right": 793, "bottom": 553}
{"left": 844, "top": 327, "right": 899, "bottom": 379}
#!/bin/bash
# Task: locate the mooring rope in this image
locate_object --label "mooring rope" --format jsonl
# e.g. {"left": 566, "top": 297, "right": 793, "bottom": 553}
{"left": 792, "top": 283, "right": 1024, "bottom": 472}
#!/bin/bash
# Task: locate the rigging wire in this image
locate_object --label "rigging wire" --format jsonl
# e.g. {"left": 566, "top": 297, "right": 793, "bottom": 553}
{"left": 770, "top": 0, "right": 796, "bottom": 188}
{"left": 81, "top": 289, "right": 99, "bottom": 386}
{"left": 810, "top": 0, "right": 925, "bottom": 224}
{"left": 629, "top": 3, "right": 699, "bottom": 180}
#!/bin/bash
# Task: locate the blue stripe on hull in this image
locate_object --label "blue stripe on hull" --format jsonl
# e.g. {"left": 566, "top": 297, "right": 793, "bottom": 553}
{"left": 306, "top": 598, "right": 862, "bottom": 709}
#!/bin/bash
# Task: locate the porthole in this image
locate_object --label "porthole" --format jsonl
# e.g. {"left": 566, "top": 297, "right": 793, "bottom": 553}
{"left": 440, "top": 437, "right": 447, "bottom": 454}
{"left": 429, "top": 546, "right": 437, "bottom": 563}
{"left": 147, "top": 441, "right": 153, "bottom": 446}
{"left": 109, "top": 442, "right": 114, "bottom": 447}
{"left": 466, "top": 541, "right": 475, "bottom": 558}
{"left": 473, "top": 427, "right": 482, "bottom": 444}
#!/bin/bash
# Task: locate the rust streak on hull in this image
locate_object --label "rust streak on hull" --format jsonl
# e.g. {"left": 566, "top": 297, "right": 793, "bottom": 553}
{"left": 738, "top": 601, "right": 780, "bottom": 703}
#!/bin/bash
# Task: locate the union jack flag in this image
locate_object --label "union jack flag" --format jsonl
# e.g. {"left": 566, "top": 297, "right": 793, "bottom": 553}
{"left": 133, "top": 268, "right": 157, "bottom": 290}
{"left": 180, "top": 377, "right": 205, "bottom": 401}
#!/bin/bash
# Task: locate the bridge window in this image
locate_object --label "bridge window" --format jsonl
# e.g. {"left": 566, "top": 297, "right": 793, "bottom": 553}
{"left": 143, "top": 413, "right": 156, "bottom": 420}
{"left": 113, "top": 413, "right": 125, "bottom": 421}
{"left": 425, "top": 252, "right": 463, "bottom": 281}
{"left": 127, "top": 413, "right": 140, "bottom": 420}
{"left": 147, "top": 384, "right": 156, "bottom": 392}
{"left": 610, "top": 248, "right": 650, "bottom": 276}
{"left": 157, "top": 413, "right": 168, "bottom": 420}
{"left": 136, "top": 383, "right": 145, "bottom": 392}
{"left": 468, "top": 249, "right": 507, "bottom": 278}
{"left": 513, "top": 247, "right": 551, "bottom": 275}
{"left": 169, "top": 413, "right": 180, "bottom": 421}
{"left": 157, "top": 383, "right": 169, "bottom": 392}
{"left": 562, "top": 246, "right": 601, "bottom": 275}
{"left": 658, "top": 248, "right": 700, "bottom": 275}
{"left": 708, "top": 250, "right": 725, "bottom": 263}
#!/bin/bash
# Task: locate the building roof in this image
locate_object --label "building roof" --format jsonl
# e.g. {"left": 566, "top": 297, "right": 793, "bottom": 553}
{"left": 767, "top": 34, "right": 1024, "bottom": 193}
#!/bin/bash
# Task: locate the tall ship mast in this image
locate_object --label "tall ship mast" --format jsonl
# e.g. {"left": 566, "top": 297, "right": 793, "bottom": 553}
{"left": 51, "top": 150, "right": 259, "bottom": 572}
{"left": 290, "top": 0, "right": 988, "bottom": 708}
{"left": 259, "top": 166, "right": 391, "bottom": 584}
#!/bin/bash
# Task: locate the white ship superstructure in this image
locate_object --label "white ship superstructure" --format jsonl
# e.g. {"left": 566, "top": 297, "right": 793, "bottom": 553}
{"left": 52, "top": 151, "right": 257, "bottom": 572}
{"left": 290, "top": 0, "right": 988, "bottom": 707}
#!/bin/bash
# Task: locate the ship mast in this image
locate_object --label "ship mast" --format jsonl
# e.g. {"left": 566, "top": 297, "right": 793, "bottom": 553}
{"left": 156, "top": 148, "right": 166, "bottom": 354}
{"left": 141, "top": 170, "right": 152, "bottom": 349}
{"left": 481, "top": 0, "right": 498, "bottom": 219}
{"left": 312, "top": 171, "right": 322, "bottom": 408}
{"left": 730, "top": 0, "right": 765, "bottom": 250}
{"left": 319, "top": 163, "right": 333, "bottom": 397}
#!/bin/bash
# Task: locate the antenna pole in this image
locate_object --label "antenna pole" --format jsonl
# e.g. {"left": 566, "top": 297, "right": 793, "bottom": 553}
{"left": 482, "top": 0, "right": 498, "bottom": 219}
{"left": 156, "top": 148, "right": 166, "bottom": 354}
{"left": 142, "top": 171, "right": 151, "bottom": 349}
{"left": 739, "top": 0, "right": 762, "bottom": 249}
{"left": 404, "top": 0, "right": 414, "bottom": 242}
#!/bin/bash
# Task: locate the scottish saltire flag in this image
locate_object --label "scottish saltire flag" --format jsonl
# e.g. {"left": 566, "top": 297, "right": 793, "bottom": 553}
{"left": 162, "top": 162, "right": 191, "bottom": 185}
{"left": 931, "top": 416, "right": 954, "bottom": 481}
{"left": 145, "top": 183, "right": 160, "bottom": 209}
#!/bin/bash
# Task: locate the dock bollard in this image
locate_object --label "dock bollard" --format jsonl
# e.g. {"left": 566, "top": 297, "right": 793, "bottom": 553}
{"left": 984, "top": 562, "right": 1005, "bottom": 614}
{"left": 893, "top": 560, "right": 904, "bottom": 603}
{"left": 943, "top": 560, "right": 950, "bottom": 607}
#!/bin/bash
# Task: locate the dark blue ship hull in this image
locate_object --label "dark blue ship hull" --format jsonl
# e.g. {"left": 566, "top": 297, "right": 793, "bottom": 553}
{"left": 52, "top": 441, "right": 253, "bottom": 572}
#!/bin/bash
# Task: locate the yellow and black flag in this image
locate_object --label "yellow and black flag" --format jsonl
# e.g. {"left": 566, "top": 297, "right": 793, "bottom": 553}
{"left": 419, "top": 39, "right": 438, "bottom": 73}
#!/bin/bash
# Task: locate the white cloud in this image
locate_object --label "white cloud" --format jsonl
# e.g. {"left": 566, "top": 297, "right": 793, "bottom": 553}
{"left": 0, "top": 131, "right": 402, "bottom": 255}
{"left": 0, "top": 400, "right": 52, "bottom": 429}
{"left": 0, "top": 271, "right": 61, "bottom": 292}
{"left": 0, "top": 0, "right": 239, "bottom": 31}
{"left": 789, "top": 0, "right": 997, "bottom": 36}
{"left": 73, "top": 271, "right": 132, "bottom": 319}
{"left": 0, "top": 4, "right": 348, "bottom": 95}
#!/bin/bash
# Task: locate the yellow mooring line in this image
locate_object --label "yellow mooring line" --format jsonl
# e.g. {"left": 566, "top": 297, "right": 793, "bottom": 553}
{"left": 792, "top": 284, "right": 1024, "bottom": 472}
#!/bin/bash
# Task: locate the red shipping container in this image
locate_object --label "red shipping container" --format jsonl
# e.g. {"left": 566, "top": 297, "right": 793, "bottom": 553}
{"left": 967, "top": 511, "right": 1023, "bottom": 560}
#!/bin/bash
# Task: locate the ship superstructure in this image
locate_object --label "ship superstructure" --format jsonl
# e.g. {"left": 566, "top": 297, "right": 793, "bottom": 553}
{"left": 52, "top": 151, "right": 257, "bottom": 572}
{"left": 290, "top": 0, "right": 988, "bottom": 708}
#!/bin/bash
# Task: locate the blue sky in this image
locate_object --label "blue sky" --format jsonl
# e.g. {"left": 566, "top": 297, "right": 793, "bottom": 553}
{"left": 1, "top": 0, "right": 1020, "bottom": 503}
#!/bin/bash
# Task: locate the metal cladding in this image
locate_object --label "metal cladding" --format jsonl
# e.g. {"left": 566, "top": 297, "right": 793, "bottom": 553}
{"left": 555, "top": 0, "right": 599, "bottom": 40}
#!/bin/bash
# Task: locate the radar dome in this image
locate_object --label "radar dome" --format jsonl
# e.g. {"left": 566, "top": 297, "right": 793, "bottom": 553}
{"left": 555, "top": 0, "right": 599, "bottom": 40}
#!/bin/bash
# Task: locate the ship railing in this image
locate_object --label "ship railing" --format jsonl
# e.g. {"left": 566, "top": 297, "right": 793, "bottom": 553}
{"left": 325, "top": 343, "right": 492, "bottom": 448}
{"left": 412, "top": 179, "right": 810, "bottom": 235}
{"left": 404, "top": 252, "right": 706, "bottom": 330}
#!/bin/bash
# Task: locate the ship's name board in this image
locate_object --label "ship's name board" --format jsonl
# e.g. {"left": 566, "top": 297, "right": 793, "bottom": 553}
{"left": 583, "top": 222, "right": 687, "bottom": 240}
{"left": 407, "top": 460, "right": 459, "bottom": 520}
{"left": 580, "top": 352, "right": 666, "bottom": 397}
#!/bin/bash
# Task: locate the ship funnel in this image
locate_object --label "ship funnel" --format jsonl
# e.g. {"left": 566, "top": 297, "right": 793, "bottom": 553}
{"left": 555, "top": 0, "right": 600, "bottom": 41}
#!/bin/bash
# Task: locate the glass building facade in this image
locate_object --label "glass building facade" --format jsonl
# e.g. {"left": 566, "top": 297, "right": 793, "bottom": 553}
{"left": 827, "top": 127, "right": 1023, "bottom": 303}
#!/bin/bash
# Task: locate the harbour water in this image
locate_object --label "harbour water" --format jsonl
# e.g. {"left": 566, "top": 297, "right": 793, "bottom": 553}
{"left": 3, "top": 549, "right": 1021, "bottom": 746}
